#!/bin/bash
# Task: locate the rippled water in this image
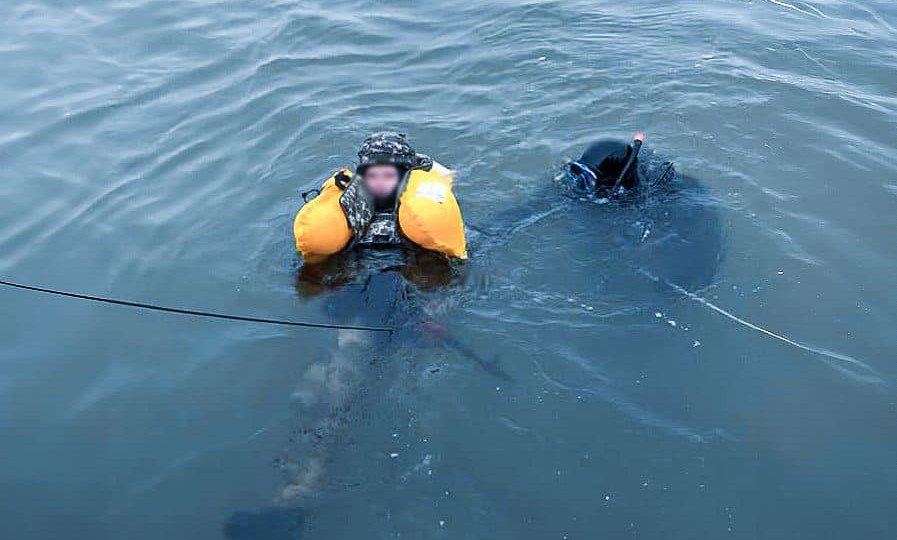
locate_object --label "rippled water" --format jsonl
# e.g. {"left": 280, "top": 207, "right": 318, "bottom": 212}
{"left": 1, "top": 1, "right": 896, "bottom": 539}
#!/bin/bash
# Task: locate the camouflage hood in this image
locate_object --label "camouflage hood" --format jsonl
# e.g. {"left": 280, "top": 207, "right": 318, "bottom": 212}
{"left": 340, "top": 132, "right": 436, "bottom": 247}
{"left": 357, "top": 131, "right": 417, "bottom": 171}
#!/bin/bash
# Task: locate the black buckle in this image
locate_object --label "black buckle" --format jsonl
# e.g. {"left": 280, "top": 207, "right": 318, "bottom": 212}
{"left": 334, "top": 170, "right": 352, "bottom": 190}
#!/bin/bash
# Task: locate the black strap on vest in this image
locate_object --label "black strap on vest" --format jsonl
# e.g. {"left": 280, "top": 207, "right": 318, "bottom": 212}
{"left": 301, "top": 188, "right": 320, "bottom": 202}
{"left": 334, "top": 170, "right": 352, "bottom": 190}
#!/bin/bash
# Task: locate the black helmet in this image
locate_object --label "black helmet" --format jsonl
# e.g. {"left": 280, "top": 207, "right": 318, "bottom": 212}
{"left": 567, "top": 139, "right": 638, "bottom": 191}
{"left": 357, "top": 131, "right": 416, "bottom": 171}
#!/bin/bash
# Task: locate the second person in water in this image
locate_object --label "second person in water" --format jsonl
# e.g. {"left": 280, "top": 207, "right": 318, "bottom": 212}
{"left": 564, "top": 132, "right": 654, "bottom": 195}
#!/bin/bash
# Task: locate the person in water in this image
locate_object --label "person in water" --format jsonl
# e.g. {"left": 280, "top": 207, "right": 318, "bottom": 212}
{"left": 293, "top": 131, "right": 466, "bottom": 263}
{"left": 294, "top": 131, "right": 467, "bottom": 295}
{"left": 486, "top": 131, "right": 721, "bottom": 291}
{"left": 339, "top": 131, "right": 420, "bottom": 247}
{"left": 560, "top": 131, "right": 722, "bottom": 288}
{"left": 564, "top": 132, "right": 650, "bottom": 195}
{"left": 226, "top": 134, "right": 488, "bottom": 540}
{"left": 286, "top": 132, "right": 460, "bottom": 497}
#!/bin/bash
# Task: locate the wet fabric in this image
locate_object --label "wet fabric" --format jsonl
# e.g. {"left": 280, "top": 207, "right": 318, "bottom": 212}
{"left": 339, "top": 174, "right": 376, "bottom": 243}
{"left": 356, "top": 211, "right": 403, "bottom": 247}
{"left": 339, "top": 173, "right": 404, "bottom": 247}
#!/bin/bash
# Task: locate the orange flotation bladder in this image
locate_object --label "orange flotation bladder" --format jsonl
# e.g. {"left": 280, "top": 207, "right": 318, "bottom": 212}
{"left": 398, "top": 163, "right": 467, "bottom": 259}
{"left": 292, "top": 170, "right": 353, "bottom": 261}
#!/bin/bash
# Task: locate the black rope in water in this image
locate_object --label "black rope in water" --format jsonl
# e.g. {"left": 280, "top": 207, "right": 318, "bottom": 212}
{"left": 0, "top": 279, "right": 393, "bottom": 334}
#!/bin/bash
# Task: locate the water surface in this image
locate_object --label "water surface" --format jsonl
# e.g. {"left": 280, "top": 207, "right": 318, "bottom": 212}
{"left": 1, "top": 1, "right": 896, "bottom": 539}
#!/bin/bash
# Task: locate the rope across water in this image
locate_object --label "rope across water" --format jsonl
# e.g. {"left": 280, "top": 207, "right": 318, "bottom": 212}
{"left": 0, "top": 279, "right": 394, "bottom": 334}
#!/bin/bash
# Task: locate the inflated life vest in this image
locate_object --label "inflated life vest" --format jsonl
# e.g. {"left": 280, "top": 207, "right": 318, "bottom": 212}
{"left": 292, "top": 170, "right": 354, "bottom": 262}
{"left": 293, "top": 161, "right": 467, "bottom": 260}
{"left": 398, "top": 164, "right": 467, "bottom": 258}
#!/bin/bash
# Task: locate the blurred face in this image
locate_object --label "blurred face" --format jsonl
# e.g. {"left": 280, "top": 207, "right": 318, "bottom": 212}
{"left": 362, "top": 164, "right": 400, "bottom": 198}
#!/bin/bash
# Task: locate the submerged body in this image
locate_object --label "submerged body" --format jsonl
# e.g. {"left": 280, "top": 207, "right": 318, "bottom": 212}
{"left": 228, "top": 134, "right": 477, "bottom": 538}
{"left": 226, "top": 252, "right": 459, "bottom": 539}
{"left": 288, "top": 133, "right": 471, "bottom": 492}
{"left": 490, "top": 137, "right": 724, "bottom": 294}
{"left": 223, "top": 240, "right": 511, "bottom": 539}
{"left": 572, "top": 137, "right": 723, "bottom": 291}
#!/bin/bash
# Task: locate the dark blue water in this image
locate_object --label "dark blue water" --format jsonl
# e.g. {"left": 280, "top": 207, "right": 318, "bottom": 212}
{"left": 1, "top": 1, "right": 896, "bottom": 539}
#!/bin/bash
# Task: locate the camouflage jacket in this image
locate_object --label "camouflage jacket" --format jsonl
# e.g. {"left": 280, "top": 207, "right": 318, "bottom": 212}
{"left": 339, "top": 173, "right": 404, "bottom": 247}
{"left": 337, "top": 154, "right": 434, "bottom": 248}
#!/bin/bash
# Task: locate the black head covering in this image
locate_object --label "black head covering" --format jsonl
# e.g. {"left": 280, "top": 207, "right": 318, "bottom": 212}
{"left": 579, "top": 138, "right": 639, "bottom": 190}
